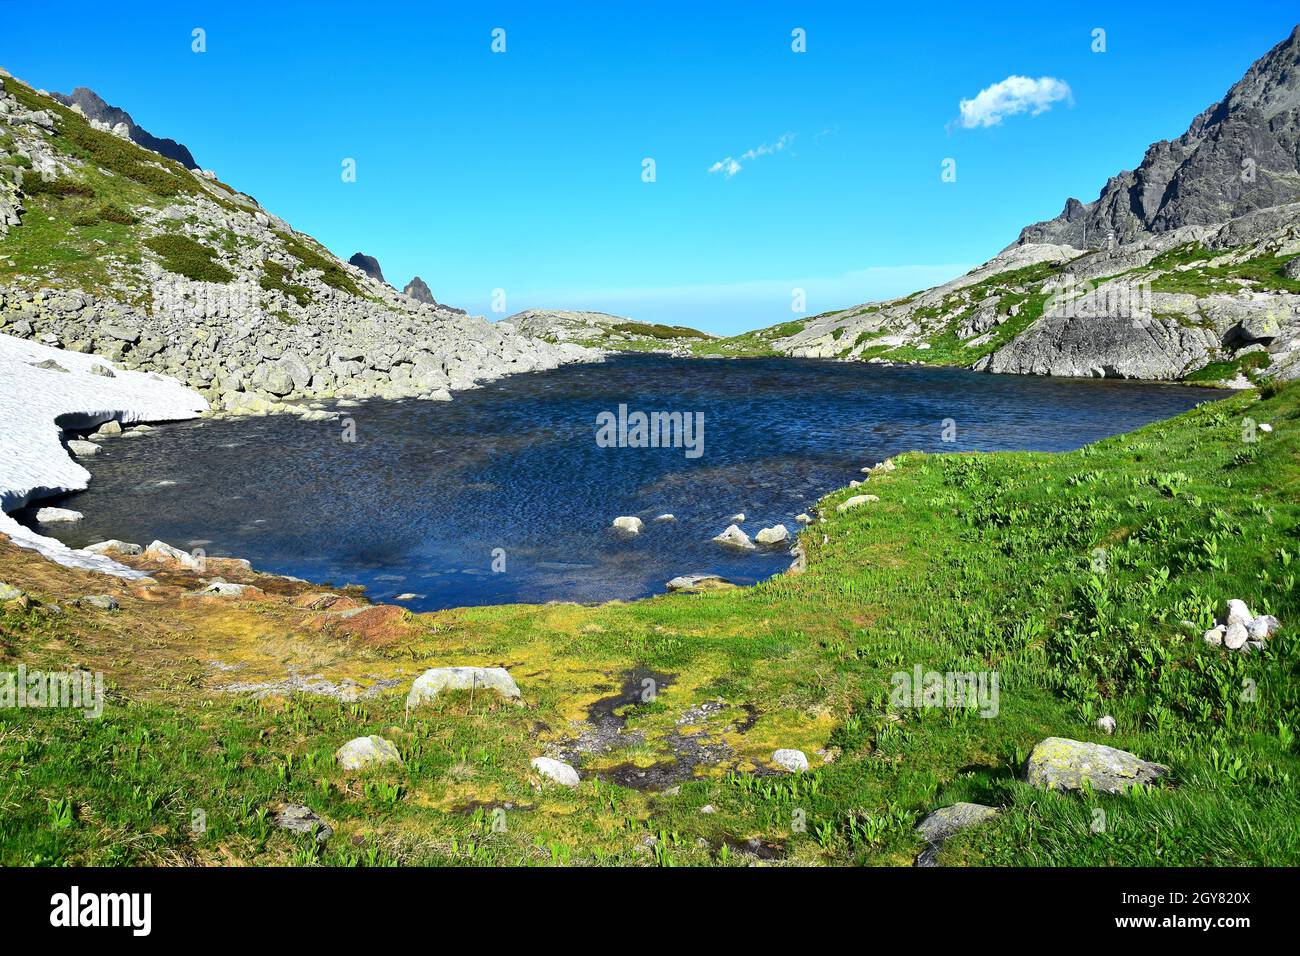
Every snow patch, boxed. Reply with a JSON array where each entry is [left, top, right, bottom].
[[0, 332, 208, 577]]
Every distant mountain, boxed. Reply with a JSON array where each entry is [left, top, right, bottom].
[[402, 276, 435, 304], [50, 87, 199, 170], [508, 310, 715, 352], [736, 24, 1300, 383], [1016, 25, 1300, 248], [347, 253, 386, 285]]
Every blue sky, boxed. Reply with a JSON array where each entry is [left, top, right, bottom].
[[3, 2, 1297, 333]]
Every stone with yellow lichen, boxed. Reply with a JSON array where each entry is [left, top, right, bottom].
[[1025, 737, 1168, 793]]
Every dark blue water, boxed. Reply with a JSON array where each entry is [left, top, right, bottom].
[[30, 355, 1212, 609]]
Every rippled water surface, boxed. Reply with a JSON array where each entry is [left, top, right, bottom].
[[31, 355, 1213, 609]]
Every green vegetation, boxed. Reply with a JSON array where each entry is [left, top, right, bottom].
[[259, 260, 313, 306], [609, 320, 710, 341], [689, 317, 810, 356], [276, 230, 364, 298], [1184, 351, 1272, 383], [144, 234, 234, 284], [2, 383, 1296, 866]]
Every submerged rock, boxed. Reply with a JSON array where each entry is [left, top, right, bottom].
[[1025, 737, 1168, 793], [406, 666, 522, 708], [335, 735, 402, 770]]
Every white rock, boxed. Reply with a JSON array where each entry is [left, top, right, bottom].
[[612, 515, 644, 534], [35, 507, 83, 523], [653, 513, 676, 522], [144, 540, 204, 569], [795, 513, 812, 524], [84, 539, 143, 556], [1247, 615, 1280, 640], [196, 580, 256, 597], [1096, 715, 1116, 735], [772, 749, 809, 773], [1224, 621, 1250, 650], [1225, 599, 1254, 628], [334, 735, 402, 770], [755, 524, 789, 546], [728, 512, 745, 523], [406, 666, 522, 708], [531, 756, 580, 787], [836, 494, 879, 513], [1203, 625, 1225, 646], [66, 440, 99, 458], [1258, 423, 1273, 433], [712, 524, 756, 551]]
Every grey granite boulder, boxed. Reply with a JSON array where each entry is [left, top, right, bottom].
[[531, 756, 580, 787], [272, 803, 332, 843], [665, 573, 736, 593], [915, 802, 999, 867], [1025, 737, 1168, 793], [712, 524, 756, 551], [405, 666, 522, 708], [772, 748, 809, 773], [334, 735, 402, 770]]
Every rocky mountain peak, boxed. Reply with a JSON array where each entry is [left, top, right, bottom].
[[50, 86, 199, 170], [347, 253, 386, 285], [402, 276, 435, 304], [1015, 24, 1300, 250]]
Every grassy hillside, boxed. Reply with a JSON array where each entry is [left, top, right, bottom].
[[2, 382, 1296, 866], [0, 73, 367, 308]]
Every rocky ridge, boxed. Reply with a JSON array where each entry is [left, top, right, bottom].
[[753, 27, 1300, 383], [50, 86, 199, 170], [509, 309, 716, 355]]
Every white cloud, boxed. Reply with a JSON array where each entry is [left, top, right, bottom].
[[708, 132, 795, 178], [958, 76, 1072, 129]]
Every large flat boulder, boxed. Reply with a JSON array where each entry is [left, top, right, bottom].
[[1025, 737, 1168, 793]]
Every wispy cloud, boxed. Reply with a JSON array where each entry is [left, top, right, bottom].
[[708, 132, 796, 178], [957, 76, 1072, 129]]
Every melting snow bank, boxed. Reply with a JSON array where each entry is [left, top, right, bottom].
[[0, 332, 209, 577]]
